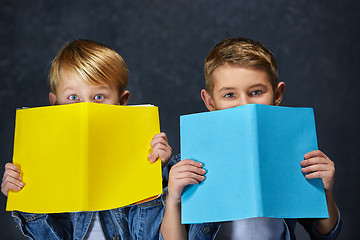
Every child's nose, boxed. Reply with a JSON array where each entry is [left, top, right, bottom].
[[81, 97, 93, 103], [237, 96, 251, 106]]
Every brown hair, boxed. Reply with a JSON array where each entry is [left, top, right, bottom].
[[49, 39, 128, 97], [204, 37, 278, 94]]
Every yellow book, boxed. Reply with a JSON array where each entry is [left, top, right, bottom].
[[6, 102, 162, 213]]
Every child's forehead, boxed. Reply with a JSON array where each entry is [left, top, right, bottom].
[[57, 71, 82, 86], [212, 65, 271, 90], [58, 69, 108, 89], [59, 69, 91, 84], [59, 68, 80, 81]]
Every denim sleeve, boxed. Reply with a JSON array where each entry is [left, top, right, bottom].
[[162, 154, 182, 183], [128, 196, 165, 240], [12, 211, 72, 240], [298, 210, 342, 240], [159, 219, 220, 240]]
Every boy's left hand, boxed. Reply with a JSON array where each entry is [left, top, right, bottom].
[[148, 132, 172, 168], [301, 150, 335, 191]]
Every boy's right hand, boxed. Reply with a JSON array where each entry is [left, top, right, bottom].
[[167, 159, 206, 203], [1, 163, 24, 196]]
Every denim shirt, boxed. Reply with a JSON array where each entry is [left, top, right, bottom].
[[161, 154, 342, 240], [12, 192, 165, 240]]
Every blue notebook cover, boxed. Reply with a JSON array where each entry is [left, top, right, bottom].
[[180, 104, 328, 224]]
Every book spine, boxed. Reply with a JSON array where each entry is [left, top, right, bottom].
[[250, 104, 262, 216], [80, 103, 89, 210]]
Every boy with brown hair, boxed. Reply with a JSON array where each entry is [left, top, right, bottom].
[[1, 39, 171, 240], [161, 37, 341, 240]]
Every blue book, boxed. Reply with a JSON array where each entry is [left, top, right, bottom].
[[180, 104, 328, 224]]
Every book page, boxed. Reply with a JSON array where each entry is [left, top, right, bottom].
[[180, 105, 260, 224], [7, 104, 86, 212], [86, 103, 162, 211], [256, 105, 328, 218]]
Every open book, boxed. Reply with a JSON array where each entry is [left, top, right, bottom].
[[180, 104, 328, 224], [7, 102, 162, 213]]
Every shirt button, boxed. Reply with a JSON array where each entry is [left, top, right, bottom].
[[113, 236, 120, 240], [203, 226, 211, 235]]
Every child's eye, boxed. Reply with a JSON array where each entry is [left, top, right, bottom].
[[94, 94, 104, 100], [251, 90, 262, 96], [68, 95, 79, 101], [224, 93, 235, 98]]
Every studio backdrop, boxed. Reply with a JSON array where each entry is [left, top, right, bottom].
[[0, 0, 358, 239]]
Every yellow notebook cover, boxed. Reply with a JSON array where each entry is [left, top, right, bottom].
[[6, 102, 162, 213]]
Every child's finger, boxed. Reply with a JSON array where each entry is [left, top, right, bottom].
[[151, 141, 170, 152], [148, 133, 172, 165], [1, 178, 24, 196], [172, 165, 206, 176], [4, 162, 20, 174], [150, 142, 171, 160], [148, 152, 160, 163], [2, 169, 22, 183], [304, 150, 327, 159], [168, 163, 206, 201], [147, 151, 155, 162], [150, 133, 169, 149], [173, 171, 206, 182], [301, 164, 333, 173], [173, 177, 204, 190], [304, 172, 320, 179], [303, 170, 331, 180], [147, 148, 167, 163], [150, 137, 169, 149], [301, 157, 333, 167], [149, 145, 171, 163], [170, 160, 205, 173], [2, 174, 24, 188], [303, 150, 335, 190], [175, 159, 203, 168], [150, 143, 169, 155], [301, 165, 334, 190], [153, 132, 168, 141]]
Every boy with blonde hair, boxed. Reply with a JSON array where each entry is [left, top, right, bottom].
[[1, 39, 171, 240], [161, 37, 341, 240]]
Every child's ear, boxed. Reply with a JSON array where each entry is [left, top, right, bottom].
[[119, 90, 130, 105], [49, 92, 57, 105], [201, 89, 216, 111], [274, 82, 285, 106]]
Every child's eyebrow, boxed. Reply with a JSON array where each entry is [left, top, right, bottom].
[[217, 84, 268, 93], [62, 85, 111, 93], [218, 87, 237, 92], [249, 83, 267, 88], [95, 85, 111, 91]]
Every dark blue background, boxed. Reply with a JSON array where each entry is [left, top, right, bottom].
[[0, 0, 358, 239]]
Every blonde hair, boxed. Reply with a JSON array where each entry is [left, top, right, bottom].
[[49, 39, 128, 97], [204, 37, 278, 94]]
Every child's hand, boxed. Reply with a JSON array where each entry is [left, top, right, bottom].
[[148, 132, 172, 168], [301, 150, 335, 191], [167, 159, 206, 203], [1, 163, 24, 196]]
